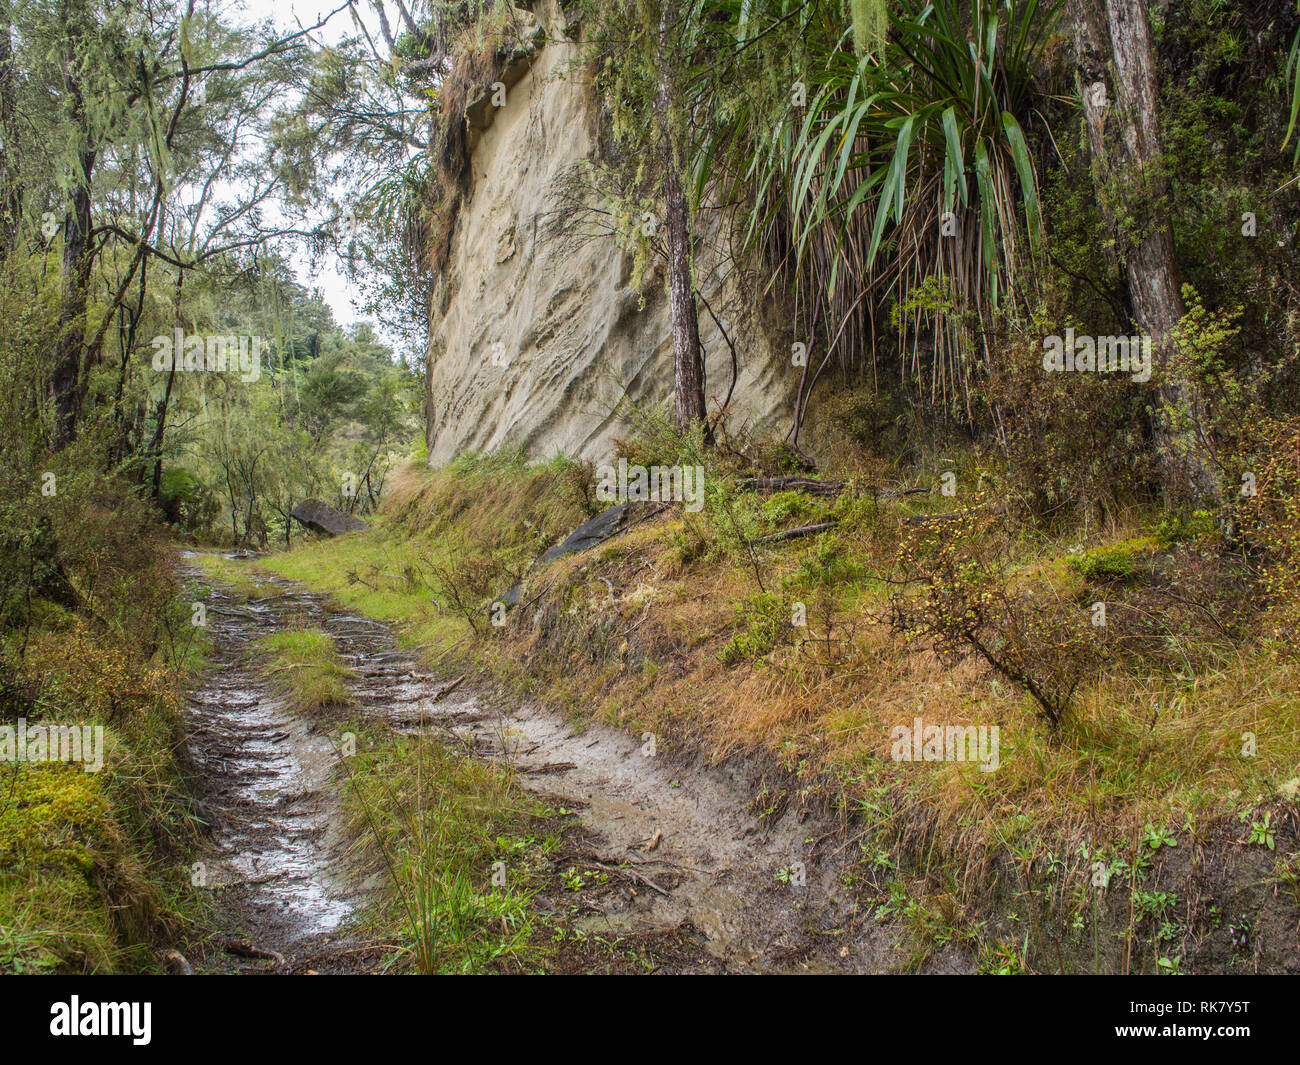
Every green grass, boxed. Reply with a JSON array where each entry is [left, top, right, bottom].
[[186, 552, 268, 599], [257, 628, 355, 713], [339, 728, 562, 974], [1065, 537, 1158, 583]]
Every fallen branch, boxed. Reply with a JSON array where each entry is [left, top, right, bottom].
[[738, 477, 935, 503], [523, 761, 577, 774], [589, 860, 673, 898], [431, 674, 465, 701], [738, 476, 844, 498], [223, 938, 284, 966], [747, 521, 839, 546]]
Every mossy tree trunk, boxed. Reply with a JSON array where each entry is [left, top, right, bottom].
[[1072, 0, 1215, 499], [51, 3, 95, 448], [0, 7, 21, 259]]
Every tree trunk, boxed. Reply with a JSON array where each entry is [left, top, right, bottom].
[[51, 4, 96, 448], [1072, 0, 1215, 499], [0, 8, 21, 259], [51, 165, 93, 447], [149, 271, 184, 499], [662, 161, 708, 435], [653, 4, 709, 440]]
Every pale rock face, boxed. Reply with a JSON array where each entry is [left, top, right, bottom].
[[426, 1, 793, 467]]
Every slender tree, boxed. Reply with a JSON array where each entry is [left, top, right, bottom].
[[651, 0, 708, 437]]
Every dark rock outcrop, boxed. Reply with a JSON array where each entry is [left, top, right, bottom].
[[538, 503, 637, 563], [290, 499, 369, 536], [503, 503, 643, 607]]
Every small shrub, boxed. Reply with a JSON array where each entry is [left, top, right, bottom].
[[720, 592, 792, 664], [1067, 539, 1156, 584], [760, 490, 811, 526], [888, 507, 1098, 724]]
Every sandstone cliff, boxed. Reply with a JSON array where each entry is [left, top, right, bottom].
[[425, 1, 793, 466]]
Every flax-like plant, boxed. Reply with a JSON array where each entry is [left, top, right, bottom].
[[1285, 21, 1300, 163], [693, 0, 1061, 427]]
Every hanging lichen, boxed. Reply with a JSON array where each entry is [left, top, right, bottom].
[[849, 0, 890, 57]]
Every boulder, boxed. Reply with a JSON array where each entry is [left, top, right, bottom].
[[503, 503, 640, 606], [290, 499, 369, 536], [538, 502, 636, 563]]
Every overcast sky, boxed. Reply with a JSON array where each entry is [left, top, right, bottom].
[[233, 0, 375, 332]]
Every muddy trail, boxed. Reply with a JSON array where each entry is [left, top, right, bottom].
[[181, 553, 965, 974]]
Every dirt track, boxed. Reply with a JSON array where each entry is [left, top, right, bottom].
[[180, 552, 969, 973]]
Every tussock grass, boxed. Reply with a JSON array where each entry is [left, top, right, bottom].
[[257, 628, 355, 714], [339, 729, 557, 974]]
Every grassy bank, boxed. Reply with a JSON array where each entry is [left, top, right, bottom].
[[0, 574, 209, 973]]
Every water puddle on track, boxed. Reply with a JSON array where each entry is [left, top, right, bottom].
[[181, 559, 357, 969]]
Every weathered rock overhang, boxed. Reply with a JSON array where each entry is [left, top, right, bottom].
[[425, 0, 792, 467]]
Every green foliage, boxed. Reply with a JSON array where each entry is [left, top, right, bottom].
[[1067, 541, 1156, 585], [612, 401, 710, 472], [0, 247, 206, 974], [1248, 813, 1275, 850], [159, 468, 218, 532], [341, 732, 548, 974], [1152, 510, 1217, 549], [888, 507, 1096, 724], [720, 591, 792, 663], [696, 0, 1061, 415], [1287, 25, 1300, 161], [0, 624, 196, 973], [982, 312, 1154, 519], [760, 490, 812, 526], [1152, 0, 1300, 405], [155, 278, 419, 547], [1159, 287, 1257, 493], [1237, 417, 1300, 644], [788, 532, 867, 590]]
